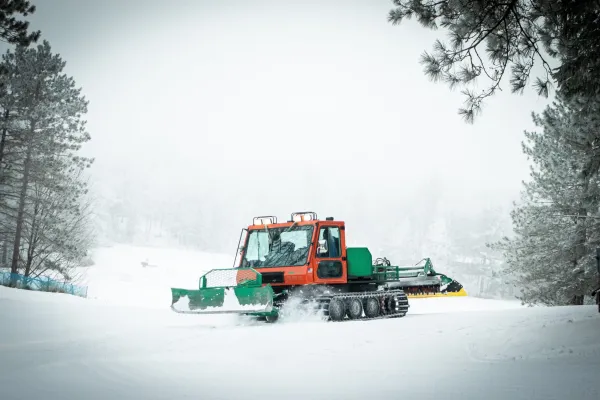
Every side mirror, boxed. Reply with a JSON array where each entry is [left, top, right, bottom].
[[317, 239, 328, 255]]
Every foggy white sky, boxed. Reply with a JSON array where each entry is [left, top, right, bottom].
[[17, 0, 553, 243]]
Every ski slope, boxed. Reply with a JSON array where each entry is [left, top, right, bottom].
[[78, 244, 233, 309], [1, 245, 600, 400]]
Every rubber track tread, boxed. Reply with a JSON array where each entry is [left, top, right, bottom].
[[315, 289, 409, 322]]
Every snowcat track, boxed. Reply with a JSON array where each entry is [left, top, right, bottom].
[[314, 289, 409, 322]]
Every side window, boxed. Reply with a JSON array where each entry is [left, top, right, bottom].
[[317, 227, 341, 258], [317, 261, 343, 279]]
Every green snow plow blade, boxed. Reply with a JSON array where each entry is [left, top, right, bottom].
[[170, 268, 276, 317]]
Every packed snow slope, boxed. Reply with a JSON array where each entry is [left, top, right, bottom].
[[78, 244, 233, 308], [1, 245, 599, 400]]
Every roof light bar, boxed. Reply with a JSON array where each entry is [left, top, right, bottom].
[[291, 211, 318, 222], [253, 216, 277, 226]]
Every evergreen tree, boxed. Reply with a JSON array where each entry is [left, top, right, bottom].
[[492, 91, 600, 305], [0, 1, 39, 46], [0, 0, 39, 177], [388, 0, 600, 122], [0, 40, 93, 281]]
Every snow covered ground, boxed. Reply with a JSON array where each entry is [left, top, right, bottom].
[[77, 244, 232, 309], [1, 245, 599, 400]]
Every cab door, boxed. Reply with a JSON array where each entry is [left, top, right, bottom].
[[312, 224, 347, 284]]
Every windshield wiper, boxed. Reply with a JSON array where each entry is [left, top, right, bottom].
[[284, 222, 297, 233], [263, 223, 271, 244]]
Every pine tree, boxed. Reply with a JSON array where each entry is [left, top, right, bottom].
[[492, 91, 600, 305], [0, 1, 39, 46], [388, 0, 600, 122], [0, 40, 93, 281]]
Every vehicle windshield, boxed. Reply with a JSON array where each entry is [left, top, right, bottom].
[[241, 225, 314, 268]]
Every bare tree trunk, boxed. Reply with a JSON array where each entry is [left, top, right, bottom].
[[571, 207, 588, 304], [597, 275, 600, 312], [24, 196, 39, 277], [1, 238, 7, 266], [10, 142, 32, 276], [0, 108, 9, 178], [569, 294, 584, 305], [24, 247, 33, 276], [569, 151, 597, 305]]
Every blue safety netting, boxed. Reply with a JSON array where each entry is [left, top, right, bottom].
[[0, 272, 88, 298]]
